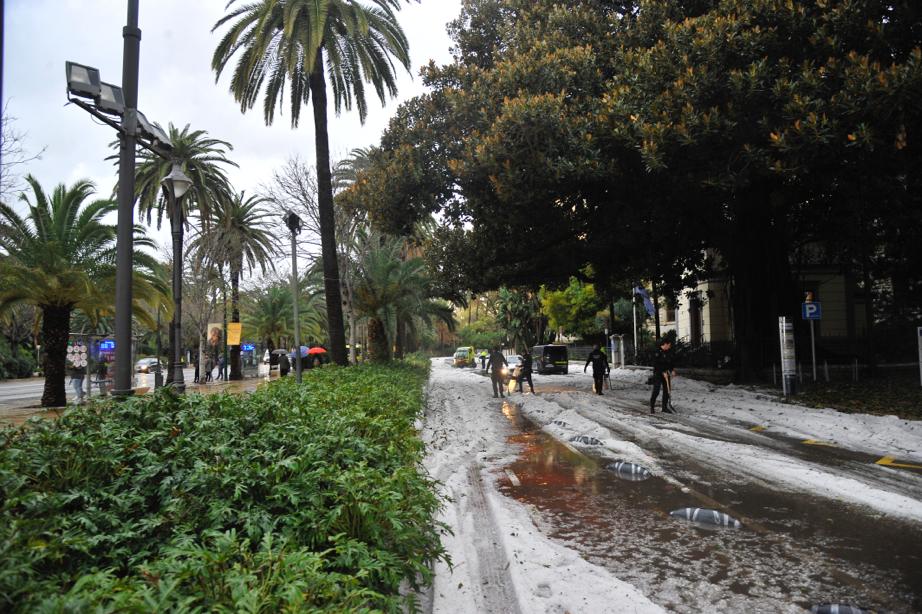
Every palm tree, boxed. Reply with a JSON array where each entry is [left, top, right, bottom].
[[0, 176, 167, 406], [129, 123, 237, 380], [212, 0, 414, 366], [189, 192, 278, 379], [351, 233, 454, 362], [242, 282, 325, 353]]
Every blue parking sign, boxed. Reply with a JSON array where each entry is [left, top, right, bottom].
[[801, 302, 822, 320]]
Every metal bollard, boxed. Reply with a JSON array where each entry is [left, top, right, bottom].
[[823, 360, 829, 383], [772, 364, 777, 387]]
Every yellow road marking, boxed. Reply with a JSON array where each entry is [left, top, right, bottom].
[[802, 439, 837, 447], [876, 456, 922, 470], [749, 425, 766, 432]]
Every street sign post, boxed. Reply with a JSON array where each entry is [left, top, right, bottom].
[[778, 317, 797, 397], [918, 326, 922, 387], [801, 301, 822, 383]]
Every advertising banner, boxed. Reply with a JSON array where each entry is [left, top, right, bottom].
[[226, 322, 242, 346], [207, 323, 223, 348]]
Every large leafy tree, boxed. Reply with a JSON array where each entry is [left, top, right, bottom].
[[0, 176, 166, 406], [189, 192, 278, 379], [212, 0, 416, 366], [354, 0, 922, 377]]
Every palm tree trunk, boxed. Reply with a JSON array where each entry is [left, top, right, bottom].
[[230, 266, 242, 380], [395, 318, 406, 360], [344, 273, 357, 364], [309, 49, 348, 366], [40, 304, 71, 407], [368, 317, 390, 363]]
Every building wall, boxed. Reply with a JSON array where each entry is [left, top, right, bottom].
[[655, 279, 733, 344], [649, 269, 865, 346]]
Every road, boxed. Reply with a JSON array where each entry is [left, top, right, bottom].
[[421, 359, 922, 613], [0, 368, 269, 426]]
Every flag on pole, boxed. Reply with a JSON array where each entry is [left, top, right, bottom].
[[634, 286, 656, 317]]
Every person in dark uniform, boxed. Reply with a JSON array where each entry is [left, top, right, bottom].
[[650, 338, 676, 414], [584, 343, 609, 395], [279, 352, 291, 377], [486, 347, 508, 398], [517, 349, 535, 394]]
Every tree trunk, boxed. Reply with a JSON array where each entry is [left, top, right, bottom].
[[368, 317, 390, 363], [727, 189, 796, 381], [344, 273, 357, 364], [309, 49, 348, 366], [230, 266, 242, 380], [861, 253, 876, 372], [395, 318, 406, 360], [40, 304, 71, 407]]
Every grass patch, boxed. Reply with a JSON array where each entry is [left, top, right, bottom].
[[794, 370, 922, 420], [0, 362, 447, 612]]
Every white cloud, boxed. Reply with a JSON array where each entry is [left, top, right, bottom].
[[4, 0, 461, 251]]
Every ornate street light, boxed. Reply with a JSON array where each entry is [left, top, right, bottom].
[[284, 210, 303, 383], [161, 163, 193, 393]]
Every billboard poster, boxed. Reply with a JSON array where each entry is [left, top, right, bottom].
[[207, 323, 224, 348], [227, 322, 242, 346]]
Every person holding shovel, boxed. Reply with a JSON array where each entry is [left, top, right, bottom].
[[650, 338, 676, 414]]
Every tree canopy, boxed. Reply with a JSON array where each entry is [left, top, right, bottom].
[[346, 0, 922, 374]]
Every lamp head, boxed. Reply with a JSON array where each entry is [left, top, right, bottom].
[[161, 163, 193, 200], [284, 210, 302, 234], [65, 61, 101, 98], [96, 82, 125, 116]]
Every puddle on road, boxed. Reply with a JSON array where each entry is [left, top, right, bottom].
[[496, 401, 922, 614]]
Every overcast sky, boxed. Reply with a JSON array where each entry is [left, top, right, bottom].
[[3, 0, 462, 251]]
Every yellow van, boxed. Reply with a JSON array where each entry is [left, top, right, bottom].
[[452, 346, 476, 367]]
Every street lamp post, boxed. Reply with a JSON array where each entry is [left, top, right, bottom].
[[284, 211, 303, 383], [112, 0, 142, 398], [65, 0, 175, 398], [161, 163, 193, 393]]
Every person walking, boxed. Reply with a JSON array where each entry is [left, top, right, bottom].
[[279, 352, 291, 378], [517, 348, 535, 394], [650, 338, 676, 414], [479, 349, 488, 370], [95, 360, 109, 397], [486, 347, 508, 398], [216, 354, 225, 381], [584, 343, 609, 395], [192, 355, 200, 384], [69, 363, 86, 405], [204, 357, 214, 383]]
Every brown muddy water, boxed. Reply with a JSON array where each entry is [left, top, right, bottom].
[[496, 401, 922, 614]]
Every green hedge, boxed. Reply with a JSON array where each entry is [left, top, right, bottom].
[[0, 363, 447, 612]]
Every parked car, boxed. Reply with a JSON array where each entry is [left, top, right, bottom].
[[134, 357, 162, 373], [532, 344, 568, 374], [501, 354, 522, 382], [453, 346, 477, 367]]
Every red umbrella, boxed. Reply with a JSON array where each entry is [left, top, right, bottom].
[[308, 347, 327, 355]]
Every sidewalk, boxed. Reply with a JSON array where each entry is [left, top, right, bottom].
[[0, 371, 267, 427]]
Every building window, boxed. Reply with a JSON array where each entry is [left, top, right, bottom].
[[665, 305, 676, 324]]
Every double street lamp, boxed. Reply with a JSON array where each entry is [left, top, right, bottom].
[[64, 2, 178, 397]]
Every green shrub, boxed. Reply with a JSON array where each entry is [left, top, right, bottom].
[[0, 363, 447, 612]]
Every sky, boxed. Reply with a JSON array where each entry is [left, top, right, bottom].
[[3, 0, 462, 251]]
